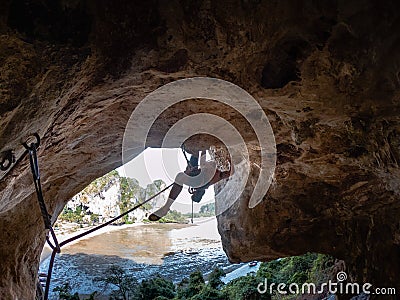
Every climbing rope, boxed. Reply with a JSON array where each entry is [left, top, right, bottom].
[[20, 133, 173, 300], [23, 137, 61, 253]]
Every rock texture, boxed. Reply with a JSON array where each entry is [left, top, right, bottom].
[[1, 0, 400, 298]]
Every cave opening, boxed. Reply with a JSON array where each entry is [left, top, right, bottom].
[[38, 147, 222, 296]]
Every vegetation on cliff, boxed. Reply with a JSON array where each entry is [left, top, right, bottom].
[[58, 169, 219, 227], [58, 170, 168, 225]]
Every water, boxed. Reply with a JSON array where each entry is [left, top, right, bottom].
[[40, 218, 237, 298], [222, 263, 261, 283]]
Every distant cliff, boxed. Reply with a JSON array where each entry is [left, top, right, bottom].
[[61, 170, 166, 224]]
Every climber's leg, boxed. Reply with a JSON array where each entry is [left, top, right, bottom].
[[148, 174, 184, 221]]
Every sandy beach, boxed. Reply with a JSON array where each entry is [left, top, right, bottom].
[[39, 217, 208, 264], [40, 222, 151, 263]]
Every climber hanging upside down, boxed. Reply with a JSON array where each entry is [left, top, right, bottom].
[[148, 147, 234, 221]]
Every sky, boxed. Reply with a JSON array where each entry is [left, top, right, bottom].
[[116, 148, 215, 213]]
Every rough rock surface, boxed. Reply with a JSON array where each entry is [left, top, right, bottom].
[[1, 0, 400, 298]]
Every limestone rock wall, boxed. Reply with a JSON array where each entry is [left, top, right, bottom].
[[0, 0, 400, 298]]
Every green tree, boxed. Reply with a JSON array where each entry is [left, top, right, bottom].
[[53, 282, 80, 300], [90, 213, 99, 224], [142, 180, 165, 210], [183, 202, 215, 219], [137, 276, 175, 300], [58, 206, 84, 223], [308, 253, 335, 284], [208, 268, 225, 290], [199, 202, 215, 216], [158, 210, 188, 224], [119, 177, 142, 223], [192, 286, 226, 300], [222, 275, 271, 300], [257, 258, 284, 283], [93, 265, 138, 300], [256, 253, 334, 296], [178, 270, 205, 299]]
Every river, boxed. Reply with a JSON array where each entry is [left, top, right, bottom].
[[40, 217, 254, 299]]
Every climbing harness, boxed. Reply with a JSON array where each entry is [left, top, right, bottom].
[[15, 133, 174, 300], [181, 144, 204, 223], [180, 144, 201, 177], [181, 145, 221, 223]]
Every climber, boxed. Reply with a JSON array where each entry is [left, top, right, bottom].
[[148, 149, 234, 221]]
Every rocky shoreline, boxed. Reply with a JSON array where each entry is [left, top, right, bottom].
[[40, 219, 230, 298]]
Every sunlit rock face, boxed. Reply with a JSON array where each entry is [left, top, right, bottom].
[[1, 0, 400, 298]]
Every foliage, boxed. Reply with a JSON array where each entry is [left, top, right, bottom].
[[187, 268, 226, 300], [141, 180, 165, 211], [119, 178, 165, 223], [308, 253, 335, 284], [93, 265, 138, 300], [199, 202, 215, 215], [119, 177, 142, 223], [177, 270, 205, 299], [59, 170, 167, 225], [208, 267, 225, 290], [82, 170, 120, 195], [184, 202, 215, 219], [90, 213, 100, 224], [158, 210, 188, 224], [53, 282, 80, 300], [56, 253, 334, 299], [176, 267, 268, 300], [191, 285, 226, 300], [58, 206, 85, 224], [222, 275, 271, 300], [137, 276, 176, 300], [257, 253, 334, 296]]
